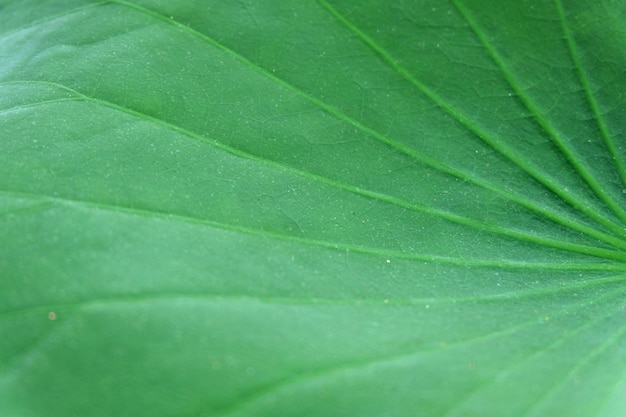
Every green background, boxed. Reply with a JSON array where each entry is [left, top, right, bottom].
[[1, 0, 625, 416]]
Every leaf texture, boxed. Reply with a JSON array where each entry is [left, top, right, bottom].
[[1, 1, 625, 416]]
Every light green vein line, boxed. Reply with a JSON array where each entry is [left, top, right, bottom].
[[211, 286, 626, 417], [0, 283, 621, 403], [521, 305, 626, 417], [0, 201, 53, 219], [93, 3, 626, 249], [0, 98, 84, 115], [2, 0, 623, 252], [0, 1, 107, 38], [0, 318, 70, 382], [4, 188, 624, 272], [555, 0, 626, 190], [452, 0, 626, 227], [599, 362, 626, 416], [443, 294, 626, 416], [6, 88, 626, 263], [2, 273, 625, 321], [317, 0, 626, 238]]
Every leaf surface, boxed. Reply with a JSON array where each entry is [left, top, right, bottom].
[[1, 1, 625, 416]]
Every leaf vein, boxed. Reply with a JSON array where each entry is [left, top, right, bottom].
[[80, 2, 626, 249], [7, 80, 625, 260], [318, 0, 626, 237], [452, 0, 626, 227], [4, 188, 622, 270]]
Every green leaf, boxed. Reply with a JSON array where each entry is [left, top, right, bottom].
[[1, 0, 625, 415]]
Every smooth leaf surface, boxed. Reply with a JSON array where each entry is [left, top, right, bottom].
[[1, 0, 625, 416]]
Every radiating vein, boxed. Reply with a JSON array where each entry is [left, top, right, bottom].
[[555, 0, 626, 190], [1, 284, 621, 414], [1, 2, 625, 416], [0, 317, 69, 384], [211, 286, 626, 416], [0, 201, 53, 219], [2, 273, 625, 321], [6, 87, 626, 261], [0, 1, 107, 38], [452, 0, 626, 226], [82, 2, 626, 249], [4, 6, 624, 254], [521, 303, 626, 417], [0, 97, 84, 115], [317, 0, 626, 238], [443, 293, 626, 416], [5, 187, 624, 270], [599, 363, 626, 416]]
